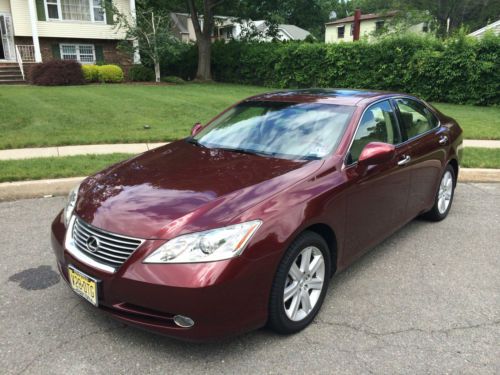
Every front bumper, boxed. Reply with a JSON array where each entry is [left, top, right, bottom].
[[51, 211, 275, 341]]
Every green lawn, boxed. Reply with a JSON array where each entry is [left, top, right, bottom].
[[0, 154, 132, 182], [0, 83, 264, 150], [0, 84, 498, 150], [462, 147, 500, 169], [433, 103, 500, 140]]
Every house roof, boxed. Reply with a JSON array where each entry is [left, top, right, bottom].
[[279, 24, 311, 40], [325, 10, 398, 26], [469, 19, 500, 37], [170, 13, 189, 34]]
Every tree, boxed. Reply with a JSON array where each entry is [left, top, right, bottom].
[[114, 6, 179, 82], [185, 0, 226, 81]]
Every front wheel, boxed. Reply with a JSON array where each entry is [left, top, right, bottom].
[[422, 164, 456, 221], [268, 231, 331, 334]]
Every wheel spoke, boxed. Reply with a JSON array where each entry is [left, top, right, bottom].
[[300, 290, 312, 313], [289, 293, 300, 319], [308, 278, 323, 290], [308, 256, 323, 276], [289, 263, 303, 281], [300, 247, 312, 272], [284, 282, 299, 302]]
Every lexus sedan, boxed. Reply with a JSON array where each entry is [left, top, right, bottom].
[[51, 89, 463, 341]]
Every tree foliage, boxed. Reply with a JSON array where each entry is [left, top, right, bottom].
[[114, 4, 181, 82], [165, 34, 500, 105]]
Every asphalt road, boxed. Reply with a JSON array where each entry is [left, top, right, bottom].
[[0, 183, 499, 374]]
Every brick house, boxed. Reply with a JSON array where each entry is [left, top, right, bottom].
[[0, 0, 138, 82]]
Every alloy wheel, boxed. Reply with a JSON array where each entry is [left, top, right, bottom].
[[438, 170, 453, 214], [283, 246, 325, 321]]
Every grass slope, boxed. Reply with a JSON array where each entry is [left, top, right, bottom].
[[0, 83, 264, 150], [0, 84, 498, 150]]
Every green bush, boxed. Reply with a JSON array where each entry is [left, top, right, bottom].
[[97, 64, 124, 83], [166, 34, 500, 105], [128, 65, 155, 82], [82, 65, 99, 82], [161, 76, 186, 84]]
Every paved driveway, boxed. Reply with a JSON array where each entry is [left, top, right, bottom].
[[0, 183, 498, 374]]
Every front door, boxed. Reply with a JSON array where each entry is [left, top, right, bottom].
[[0, 13, 15, 61], [343, 100, 410, 263]]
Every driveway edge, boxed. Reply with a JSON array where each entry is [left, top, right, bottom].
[[0, 169, 499, 202]]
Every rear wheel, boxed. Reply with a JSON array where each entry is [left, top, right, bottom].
[[422, 164, 456, 221], [268, 231, 331, 334]]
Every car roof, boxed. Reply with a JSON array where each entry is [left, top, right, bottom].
[[245, 88, 400, 106]]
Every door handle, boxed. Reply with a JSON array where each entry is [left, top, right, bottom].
[[439, 135, 448, 145], [397, 155, 411, 166]]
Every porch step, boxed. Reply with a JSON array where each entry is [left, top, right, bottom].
[[0, 65, 25, 83], [0, 79, 25, 84]]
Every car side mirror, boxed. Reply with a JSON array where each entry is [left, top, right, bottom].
[[357, 142, 396, 169], [190, 122, 204, 137]]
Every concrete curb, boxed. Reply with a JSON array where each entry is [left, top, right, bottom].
[[0, 169, 499, 202]]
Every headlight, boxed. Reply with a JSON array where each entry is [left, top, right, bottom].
[[63, 184, 80, 227], [144, 220, 262, 263]]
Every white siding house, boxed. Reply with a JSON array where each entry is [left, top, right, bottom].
[[0, 0, 137, 65]]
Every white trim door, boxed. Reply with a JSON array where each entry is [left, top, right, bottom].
[[0, 13, 15, 61]]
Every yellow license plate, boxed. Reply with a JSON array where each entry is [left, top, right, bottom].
[[68, 266, 98, 306]]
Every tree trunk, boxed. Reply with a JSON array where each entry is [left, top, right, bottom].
[[154, 61, 161, 83], [196, 37, 212, 81]]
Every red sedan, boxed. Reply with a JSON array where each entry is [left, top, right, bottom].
[[51, 89, 463, 340]]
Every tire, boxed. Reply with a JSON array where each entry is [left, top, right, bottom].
[[268, 231, 331, 334], [422, 164, 456, 222]]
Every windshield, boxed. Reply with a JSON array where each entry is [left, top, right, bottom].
[[192, 101, 354, 160]]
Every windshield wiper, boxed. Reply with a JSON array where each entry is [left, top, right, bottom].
[[218, 147, 270, 158], [186, 137, 208, 148]]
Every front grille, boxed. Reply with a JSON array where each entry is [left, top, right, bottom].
[[72, 217, 143, 269]]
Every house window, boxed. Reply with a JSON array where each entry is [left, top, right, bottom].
[[337, 26, 345, 38], [60, 44, 96, 63], [350, 23, 354, 36], [45, 0, 106, 22], [375, 20, 385, 31], [422, 22, 429, 33], [93, 0, 105, 22], [46, 0, 60, 19]]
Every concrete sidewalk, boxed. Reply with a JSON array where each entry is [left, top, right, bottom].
[[0, 142, 168, 161], [0, 139, 498, 161]]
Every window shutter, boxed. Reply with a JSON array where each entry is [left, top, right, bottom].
[[105, 0, 114, 25], [95, 45, 104, 63], [52, 44, 61, 59], [35, 0, 46, 21]]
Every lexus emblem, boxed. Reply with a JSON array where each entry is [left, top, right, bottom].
[[86, 236, 99, 253]]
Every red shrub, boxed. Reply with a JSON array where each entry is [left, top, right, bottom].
[[30, 60, 85, 86]]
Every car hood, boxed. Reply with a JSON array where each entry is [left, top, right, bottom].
[[75, 140, 321, 239]]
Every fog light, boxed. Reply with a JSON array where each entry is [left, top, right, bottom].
[[173, 315, 195, 328]]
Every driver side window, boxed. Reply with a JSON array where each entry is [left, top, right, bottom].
[[348, 100, 400, 164]]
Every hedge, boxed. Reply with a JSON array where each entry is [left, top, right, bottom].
[[165, 33, 499, 105], [31, 60, 85, 86]]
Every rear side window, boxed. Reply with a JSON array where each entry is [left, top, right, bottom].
[[348, 100, 400, 164], [395, 98, 439, 141]]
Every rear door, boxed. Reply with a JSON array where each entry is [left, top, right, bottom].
[[343, 100, 410, 262], [393, 98, 448, 217]]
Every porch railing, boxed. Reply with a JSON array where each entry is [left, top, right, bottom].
[[17, 45, 36, 63], [15, 46, 25, 81], [15, 45, 36, 81]]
